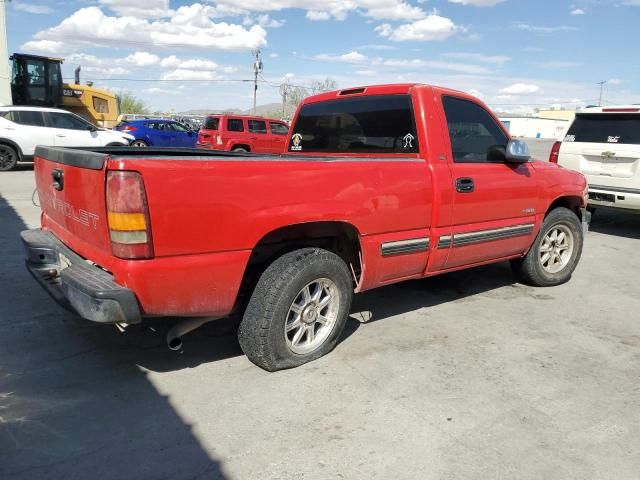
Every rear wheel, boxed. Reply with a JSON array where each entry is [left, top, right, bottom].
[[131, 140, 148, 147], [0, 144, 19, 171], [511, 207, 583, 286], [238, 248, 353, 371], [231, 147, 248, 153]]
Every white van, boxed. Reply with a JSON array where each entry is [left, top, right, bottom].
[[552, 106, 640, 212]]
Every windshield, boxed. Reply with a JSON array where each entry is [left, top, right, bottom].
[[289, 95, 419, 154], [565, 113, 640, 144]]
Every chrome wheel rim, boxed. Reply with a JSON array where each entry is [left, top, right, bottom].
[[131, 140, 147, 147], [285, 278, 340, 355], [539, 224, 574, 274]]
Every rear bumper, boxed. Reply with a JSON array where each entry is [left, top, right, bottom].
[[588, 185, 640, 211], [21, 229, 141, 324]]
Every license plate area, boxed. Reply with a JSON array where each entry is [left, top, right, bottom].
[[589, 191, 615, 203]]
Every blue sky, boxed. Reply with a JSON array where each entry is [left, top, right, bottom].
[[6, 0, 640, 113]]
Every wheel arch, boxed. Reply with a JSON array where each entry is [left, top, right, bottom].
[[231, 144, 250, 152], [234, 221, 362, 314], [0, 137, 24, 161], [546, 195, 584, 221]]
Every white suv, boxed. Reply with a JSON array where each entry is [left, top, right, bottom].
[[0, 106, 134, 171], [553, 106, 640, 212]]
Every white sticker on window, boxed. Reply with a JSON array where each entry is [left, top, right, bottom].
[[607, 136, 620, 143], [402, 133, 415, 149], [565, 135, 575, 142], [291, 133, 303, 151]]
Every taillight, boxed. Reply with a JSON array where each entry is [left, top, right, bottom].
[[549, 141, 561, 164], [121, 125, 137, 132], [106, 171, 154, 259]]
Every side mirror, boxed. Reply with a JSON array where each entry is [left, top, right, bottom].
[[505, 139, 530, 163]]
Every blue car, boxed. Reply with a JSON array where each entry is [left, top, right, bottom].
[[116, 119, 197, 148]]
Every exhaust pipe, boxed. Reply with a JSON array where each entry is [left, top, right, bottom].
[[166, 317, 214, 352]]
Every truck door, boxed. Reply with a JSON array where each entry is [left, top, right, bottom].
[[438, 95, 539, 269]]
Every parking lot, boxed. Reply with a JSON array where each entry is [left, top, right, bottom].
[[1, 161, 639, 479]]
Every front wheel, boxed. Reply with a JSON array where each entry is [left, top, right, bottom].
[[0, 144, 19, 171], [511, 207, 584, 286], [238, 248, 353, 371], [130, 140, 148, 147], [231, 147, 248, 153]]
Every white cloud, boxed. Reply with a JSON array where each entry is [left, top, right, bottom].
[[13, 3, 53, 14], [448, 0, 506, 6], [212, 0, 429, 21], [373, 58, 491, 74], [377, 13, 460, 41], [306, 11, 331, 21], [442, 52, 510, 65], [467, 88, 484, 99], [21, 40, 68, 55], [124, 51, 160, 67], [161, 69, 222, 81], [314, 51, 367, 63], [29, 6, 267, 51], [83, 66, 130, 76], [354, 70, 377, 76], [255, 14, 285, 28], [570, 8, 585, 15], [99, 0, 173, 18], [160, 56, 220, 71], [608, 78, 623, 85], [513, 22, 577, 33], [499, 83, 542, 95]]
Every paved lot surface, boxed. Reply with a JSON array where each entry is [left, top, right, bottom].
[[1, 166, 639, 480]]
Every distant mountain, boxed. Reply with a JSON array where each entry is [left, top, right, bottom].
[[179, 102, 283, 117]]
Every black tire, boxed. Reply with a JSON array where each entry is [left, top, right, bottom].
[[231, 147, 248, 153], [130, 140, 148, 147], [0, 144, 19, 171], [511, 207, 583, 287], [238, 248, 353, 371]]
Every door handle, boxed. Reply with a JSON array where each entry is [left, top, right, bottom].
[[456, 177, 474, 193], [56, 134, 66, 138]]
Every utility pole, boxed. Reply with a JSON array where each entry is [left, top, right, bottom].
[[252, 49, 262, 115], [0, 0, 12, 106], [280, 79, 290, 120], [597, 80, 607, 107]]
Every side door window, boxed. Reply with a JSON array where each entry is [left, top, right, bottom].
[[269, 122, 289, 135], [44, 112, 96, 147], [442, 96, 508, 163], [227, 118, 244, 132], [248, 120, 267, 134], [15, 110, 46, 127], [45, 112, 92, 130]]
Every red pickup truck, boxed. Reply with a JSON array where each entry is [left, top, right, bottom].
[[23, 84, 589, 371]]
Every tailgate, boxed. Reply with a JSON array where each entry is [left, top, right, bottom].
[[35, 146, 113, 256], [559, 141, 640, 186]]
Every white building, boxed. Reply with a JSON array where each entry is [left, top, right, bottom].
[[499, 116, 569, 140]]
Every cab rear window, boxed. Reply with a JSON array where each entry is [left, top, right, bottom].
[[565, 114, 640, 144], [289, 95, 419, 154]]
